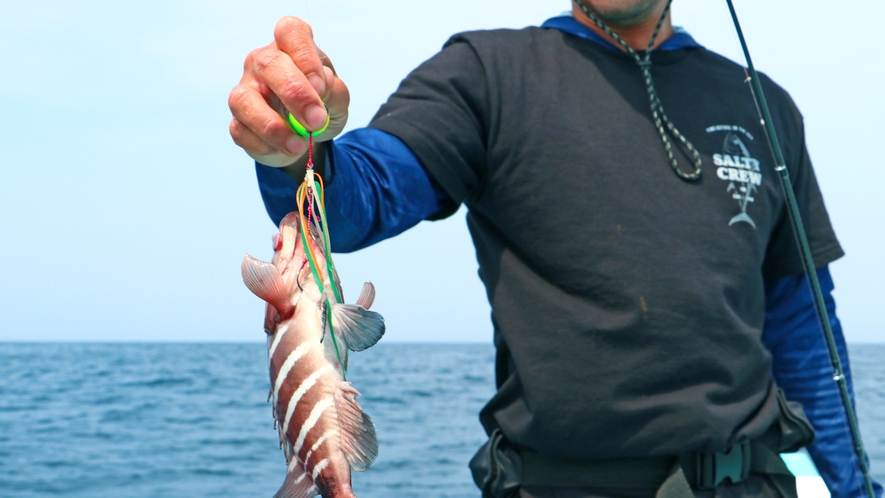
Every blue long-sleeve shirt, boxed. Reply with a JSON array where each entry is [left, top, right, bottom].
[[765, 268, 881, 498], [254, 16, 880, 498]]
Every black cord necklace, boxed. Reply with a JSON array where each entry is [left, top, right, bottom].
[[573, 0, 703, 181]]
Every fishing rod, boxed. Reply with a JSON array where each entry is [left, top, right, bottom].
[[722, 2, 876, 498]]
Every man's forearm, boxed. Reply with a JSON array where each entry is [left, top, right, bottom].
[[763, 267, 883, 498], [256, 128, 453, 252]]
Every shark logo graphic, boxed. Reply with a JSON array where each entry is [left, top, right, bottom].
[[706, 125, 763, 230], [721, 133, 757, 228]]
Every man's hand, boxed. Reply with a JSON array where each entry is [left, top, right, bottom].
[[229, 16, 350, 167]]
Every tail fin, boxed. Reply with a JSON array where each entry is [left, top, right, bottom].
[[728, 212, 757, 229]]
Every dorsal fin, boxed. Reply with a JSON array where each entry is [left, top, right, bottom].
[[242, 254, 294, 315], [334, 381, 378, 472], [331, 304, 384, 352], [356, 282, 376, 309]]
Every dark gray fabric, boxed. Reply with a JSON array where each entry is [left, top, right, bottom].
[[519, 473, 783, 498], [471, 428, 523, 498], [370, 27, 843, 460]]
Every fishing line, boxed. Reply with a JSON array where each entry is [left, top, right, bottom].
[[296, 132, 347, 381], [723, 2, 876, 497]]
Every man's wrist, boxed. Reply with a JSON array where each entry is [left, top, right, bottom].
[[279, 141, 329, 181]]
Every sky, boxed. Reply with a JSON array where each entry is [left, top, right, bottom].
[[0, 0, 882, 343]]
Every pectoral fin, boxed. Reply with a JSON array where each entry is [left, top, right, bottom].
[[241, 255, 294, 315], [331, 304, 385, 352]]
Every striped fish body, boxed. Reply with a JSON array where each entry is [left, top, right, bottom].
[[242, 213, 384, 498]]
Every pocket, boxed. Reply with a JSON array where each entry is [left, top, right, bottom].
[[469, 429, 523, 498], [775, 388, 815, 453]]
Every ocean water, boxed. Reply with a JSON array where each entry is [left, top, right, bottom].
[[0, 343, 493, 497], [1, 343, 883, 498]]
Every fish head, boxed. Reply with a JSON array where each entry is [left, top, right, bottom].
[[242, 211, 327, 335]]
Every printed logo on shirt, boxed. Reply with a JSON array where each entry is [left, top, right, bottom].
[[705, 125, 762, 229]]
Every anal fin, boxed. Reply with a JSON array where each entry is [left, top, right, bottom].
[[272, 459, 318, 498]]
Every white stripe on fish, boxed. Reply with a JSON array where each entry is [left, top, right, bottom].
[[311, 458, 330, 480], [294, 397, 335, 455], [268, 323, 290, 361], [274, 341, 311, 404], [283, 365, 330, 438], [304, 430, 339, 468]]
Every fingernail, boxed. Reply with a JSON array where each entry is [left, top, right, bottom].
[[305, 105, 327, 130], [307, 74, 325, 96], [286, 136, 305, 155], [322, 67, 334, 98]]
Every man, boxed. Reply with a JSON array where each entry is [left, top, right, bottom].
[[228, 1, 881, 497]]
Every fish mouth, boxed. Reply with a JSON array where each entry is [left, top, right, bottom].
[[277, 212, 325, 263], [272, 212, 328, 301], [276, 213, 303, 263]]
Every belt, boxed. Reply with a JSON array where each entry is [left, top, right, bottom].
[[521, 438, 793, 492], [474, 390, 812, 498], [682, 440, 752, 490]]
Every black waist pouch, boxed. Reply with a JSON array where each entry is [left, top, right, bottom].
[[468, 389, 814, 498], [469, 428, 522, 498], [773, 388, 815, 453]]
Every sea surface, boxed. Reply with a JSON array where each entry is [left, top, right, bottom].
[[1, 343, 883, 498]]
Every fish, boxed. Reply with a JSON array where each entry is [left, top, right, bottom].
[[241, 211, 385, 498]]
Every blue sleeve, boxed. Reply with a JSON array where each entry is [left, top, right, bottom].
[[255, 127, 454, 252], [763, 266, 882, 498]]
